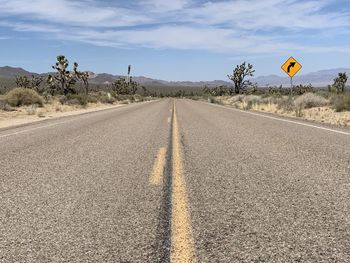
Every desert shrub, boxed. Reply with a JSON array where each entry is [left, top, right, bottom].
[[99, 94, 115, 104], [331, 93, 350, 112], [116, 94, 133, 101], [294, 93, 328, 109], [244, 100, 253, 110], [243, 95, 261, 104], [66, 98, 82, 105], [59, 94, 96, 106], [5, 88, 44, 107], [208, 97, 222, 104], [86, 95, 98, 104], [260, 97, 270, 104], [133, 94, 144, 102], [89, 91, 114, 104], [0, 98, 14, 111], [192, 96, 205, 101], [292, 84, 314, 95], [277, 96, 294, 112], [315, 90, 330, 99], [230, 95, 245, 103]]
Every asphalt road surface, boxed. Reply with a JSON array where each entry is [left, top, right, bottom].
[[1, 99, 350, 262]]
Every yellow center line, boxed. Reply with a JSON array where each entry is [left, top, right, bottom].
[[171, 102, 196, 263], [150, 147, 167, 186]]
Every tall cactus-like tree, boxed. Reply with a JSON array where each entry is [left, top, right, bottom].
[[330, 72, 348, 94], [128, 76, 138, 95], [74, 62, 90, 95], [111, 77, 138, 95], [47, 55, 77, 95], [228, 62, 255, 94], [30, 75, 43, 92], [15, 75, 43, 92], [15, 75, 30, 88]]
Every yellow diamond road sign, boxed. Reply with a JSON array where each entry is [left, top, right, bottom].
[[281, 57, 302, 78]]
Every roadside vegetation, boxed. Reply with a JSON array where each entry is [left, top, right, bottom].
[[1, 58, 350, 127], [0, 55, 156, 119], [199, 62, 350, 127]]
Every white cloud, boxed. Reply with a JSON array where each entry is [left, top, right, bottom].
[[0, 0, 349, 54], [0, 0, 152, 27], [183, 0, 350, 30], [140, 0, 191, 12]]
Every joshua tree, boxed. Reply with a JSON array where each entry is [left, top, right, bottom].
[[111, 78, 129, 95], [228, 62, 255, 94], [111, 77, 138, 95], [293, 84, 314, 95], [74, 62, 90, 95], [30, 75, 43, 91], [47, 55, 77, 95], [330, 72, 348, 94], [141, 86, 149, 96], [15, 75, 30, 88], [15, 75, 43, 92], [128, 77, 138, 95], [203, 85, 230, 96]]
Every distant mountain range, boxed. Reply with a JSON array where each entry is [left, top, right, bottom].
[[251, 68, 350, 87], [0, 66, 349, 88]]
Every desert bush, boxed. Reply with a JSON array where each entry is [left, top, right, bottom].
[[116, 94, 133, 101], [189, 96, 202, 101], [86, 95, 98, 104], [243, 95, 261, 104], [5, 88, 44, 107], [292, 84, 314, 95], [98, 94, 115, 104], [59, 94, 95, 106], [133, 94, 144, 102], [294, 93, 328, 109], [230, 95, 245, 103], [203, 85, 230, 96], [207, 97, 214, 103], [331, 93, 350, 112], [244, 100, 253, 110], [0, 98, 14, 111], [315, 90, 330, 99], [277, 96, 294, 112], [260, 97, 270, 104], [208, 97, 222, 104]]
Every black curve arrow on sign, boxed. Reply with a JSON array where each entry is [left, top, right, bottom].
[[287, 62, 296, 73]]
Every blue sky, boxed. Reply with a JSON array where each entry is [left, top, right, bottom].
[[0, 0, 349, 81]]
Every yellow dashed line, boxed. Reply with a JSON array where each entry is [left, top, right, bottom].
[[171, 102, 196, 263], [150, 147, 167, 186]]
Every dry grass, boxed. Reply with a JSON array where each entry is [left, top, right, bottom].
[[6, 88, 44, 107], [0, 99, 124, 129], [220, 94, 350, 127], [294, 93, 328, 109]]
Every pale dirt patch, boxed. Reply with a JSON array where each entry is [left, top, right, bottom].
[[220, 96, 350, 128], [0, 100, 125, 129]]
